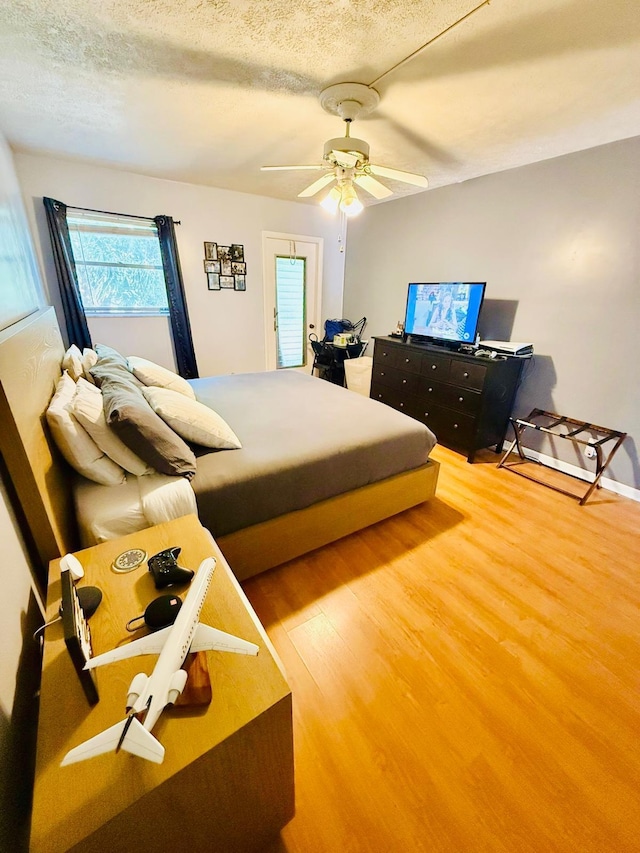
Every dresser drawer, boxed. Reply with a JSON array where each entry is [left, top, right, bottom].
[[374, 342, 403, 367], [414, 403, 476, 447], [370, 381, 413, 414], [394, 349, 422, 374], [449, 359, 487, 391], [419, 379, 481, 415], [438, 383, 482, 415], [372, 364, 420, 394], [420, 352, 451, 379]]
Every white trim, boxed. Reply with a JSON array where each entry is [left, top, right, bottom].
[[262, 232, 323, 371], [502, 446, 640, 503]]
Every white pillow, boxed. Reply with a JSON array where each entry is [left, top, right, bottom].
[[127, 356, 196, 399], [61, 344, 83, 382], [72, 378, 150, 476], [46, 372, 126, 486], [141, 385, 242, 449], [81, 348, 98, 384]]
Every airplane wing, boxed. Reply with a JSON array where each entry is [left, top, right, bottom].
[[85, 625, 173, 670], [61, 717, 165, 766], [190, 623, 259, 656]]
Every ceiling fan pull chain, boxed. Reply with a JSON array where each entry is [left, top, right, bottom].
[[289, 240, 298, 264], [338, 211, 346, 253]]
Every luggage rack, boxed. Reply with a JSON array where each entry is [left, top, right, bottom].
[[497, 409, 627, 505]]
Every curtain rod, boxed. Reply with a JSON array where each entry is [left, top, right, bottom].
[[68, 203, 181, 225]]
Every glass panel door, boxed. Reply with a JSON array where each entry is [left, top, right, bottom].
[[275, 256, 306, 368]]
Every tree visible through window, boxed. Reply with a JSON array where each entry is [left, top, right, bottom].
[[67, 210, 169, 316]]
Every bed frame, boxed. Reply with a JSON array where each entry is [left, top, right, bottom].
[[0, 308, 440, 582]]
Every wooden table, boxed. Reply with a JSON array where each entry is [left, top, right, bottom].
[[30, 515, 294, 853]]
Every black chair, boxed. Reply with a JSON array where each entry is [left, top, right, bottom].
[[310, 317, 367, 384]]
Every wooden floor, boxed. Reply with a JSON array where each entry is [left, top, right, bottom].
[[243, 445, 640, 853]]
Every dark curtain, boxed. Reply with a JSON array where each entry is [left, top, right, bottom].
[[43, 197, 92, 350], [154, 216, 199, 379]]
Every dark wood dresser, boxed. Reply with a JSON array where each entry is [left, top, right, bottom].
[[370, 336, 523, 462]]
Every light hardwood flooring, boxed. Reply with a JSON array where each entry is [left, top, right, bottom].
[[243, 445, 640, 853]]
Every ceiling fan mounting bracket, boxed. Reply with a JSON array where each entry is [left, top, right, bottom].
[[323, 136, 370, 163], [319, 83, 380, 123]]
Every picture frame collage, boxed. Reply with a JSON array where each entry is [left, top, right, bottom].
[[204, 242, 246, 291]]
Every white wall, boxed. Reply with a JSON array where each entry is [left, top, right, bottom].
[[15, 154, 345, 376], [0, 133, 45, 853], [344, 136, 640, 491]]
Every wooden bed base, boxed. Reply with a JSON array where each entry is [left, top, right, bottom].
[[0, 307, 439, 582], [219, 460, 439, 581]]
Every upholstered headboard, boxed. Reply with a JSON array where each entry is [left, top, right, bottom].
[[0, 307, 77, 576]]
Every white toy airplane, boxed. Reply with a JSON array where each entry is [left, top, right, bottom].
[[61, 556, 258, 766]]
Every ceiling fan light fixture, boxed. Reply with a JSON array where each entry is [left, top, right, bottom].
[[320, 186, 341, 214], [338, 182, 363, 217]]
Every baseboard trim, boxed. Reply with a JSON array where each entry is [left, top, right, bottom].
[[504, 447, 640, 503]]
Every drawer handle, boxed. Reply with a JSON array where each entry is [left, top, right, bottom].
[[459, 396, 464, 402], [378, 393, 382, 399], [381, 371, 385, 376], [405, 358, 410, 363], [431, 364, 437, 370], [400, 402, 404, 408], [453, 423, 459, 429], [463, 372, 469, 378], [383, 352, 388, 357], [424, 412, 429, 417], [428, 387, 433, 392], [402, 379, 407, 384]]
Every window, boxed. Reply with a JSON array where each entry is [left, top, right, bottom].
[[275, 256, 306, 369], [67, 209, 169, 316]]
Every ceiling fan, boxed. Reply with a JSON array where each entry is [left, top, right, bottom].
[[261, 82, 428, 217]]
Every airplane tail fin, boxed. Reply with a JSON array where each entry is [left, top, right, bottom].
[[61, 717, 165, 766]]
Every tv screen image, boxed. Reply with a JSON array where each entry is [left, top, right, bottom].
[[404, 282, 486, 345]]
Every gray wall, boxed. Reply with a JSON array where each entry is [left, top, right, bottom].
[[344, 136, 640, 491]]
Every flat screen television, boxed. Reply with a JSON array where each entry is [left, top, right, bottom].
[[404, 282, 486, 347]]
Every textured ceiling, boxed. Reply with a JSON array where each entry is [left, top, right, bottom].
[[1, 0, 640, 206]]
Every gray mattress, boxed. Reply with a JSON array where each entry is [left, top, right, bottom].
[[189, 370, 436, 538]]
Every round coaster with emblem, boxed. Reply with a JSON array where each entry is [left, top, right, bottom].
[[112, 548, 147, 574]]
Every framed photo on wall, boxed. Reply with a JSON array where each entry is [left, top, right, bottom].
[[204, 241, 247, 292]]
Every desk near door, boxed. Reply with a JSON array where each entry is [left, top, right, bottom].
[[30, 515, 294, 853]]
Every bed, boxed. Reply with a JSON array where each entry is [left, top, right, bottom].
[[0, 307, 439, 582]]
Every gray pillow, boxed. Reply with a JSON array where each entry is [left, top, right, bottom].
[[94, 343, 130, 369], [100, 374, 197, 479], [90, 358, 141, 390]]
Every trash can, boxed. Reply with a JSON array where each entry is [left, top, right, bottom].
[[344, 356, 373, 397]]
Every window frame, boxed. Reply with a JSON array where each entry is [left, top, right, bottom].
[[67, 209, 170, 318]]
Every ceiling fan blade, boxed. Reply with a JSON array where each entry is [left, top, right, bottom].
[[298, 172, 336, 198], [331, 149, 360, 168], [369, 163, 429, 188], [261, 164, 323, 171], [354, 174, 393, 199]]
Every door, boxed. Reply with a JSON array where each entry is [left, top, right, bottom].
[[263, 233, 323, 371]]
